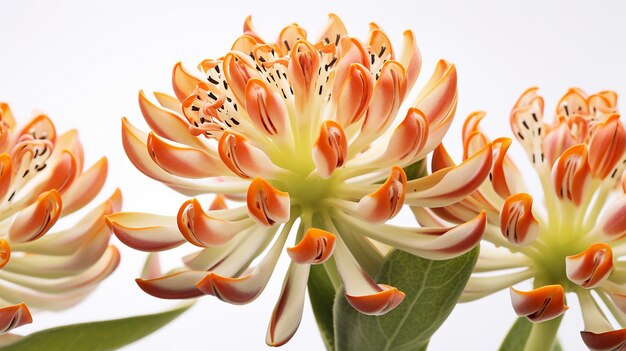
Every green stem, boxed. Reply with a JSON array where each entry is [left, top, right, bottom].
[[523, 315, 563, 351]]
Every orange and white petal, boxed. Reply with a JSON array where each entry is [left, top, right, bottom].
[[312, 121, 348, 178], [398, 30, 422, 92], [178, 199, 253, 247], [359, 61, 407, 142], [288, 40, 320, 111], [510, 92, 545, 166], [9, 190, 62, 243], [246, 178, 290, 226], [598, 196, 626, 240], [138, 90, 206, 149], [245, 79, 290, 138], [333, 63, 374, 127], [0, 304, 31, 333], [552, 144, 591, 206], [333, 237, 404, 315], [277, 23, 308, 56], [405, 144, 492, 207], [107, 212, 185, 252], [578, 289, 626, 351], [172, 62, 203, 102], [60, 157, 108, 216], [18, 114, 56, 143], [153, 92, 183, 114], [0, 241, 9, 270], [500, 193, 539, 246], [222, 52, 258, 106], [510, 285, 568, 322], [566, 243, 613, 288], [379, 108, 429, 164], [355, 166, 406, 223], [316, 13, 347, 45], [218, 131, 281, 179], [543, 119, 577, 166], [287, 228, 336, 264], [556, 87, 589, 116], [266, 262, 310, 346], [413, 60, 457, 128], [339, 210, 486, 260], [196, 220, 291, 304], [147, 132, 227, 178], [136, 270, 206, 299], [588, 115, 626, 179]]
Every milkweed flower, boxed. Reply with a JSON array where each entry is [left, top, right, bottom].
[[418, 88, 626, 350], [0, 103, 120, 334], [107, 14, 489, 346]]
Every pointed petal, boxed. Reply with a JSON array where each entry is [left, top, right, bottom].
[[245, 78, 290, 137], [0, 304, 31, 333], [543, 119, 577, 166], [138, 90, 205, 149], [312, 120, 348, 178], [553, 144, 591, 206], [588, 115, 626, 179], [218, 131, 279, 179], [557, 87, 588, 116], [178, 199, 253, 247], [381, 107, 429, 163], [287, 228, 336, 264], [136, 270, 206, 299], [317, 13, 347, 45], [598, 196, 626, 240], [288, 40, 320, 111], [500, 193, 539, 246], [172, 62, 203, 102], [196, 221, 291, 304], [413, 60, 457, 127], [266, 262, 310, 346], [19, 114, 56, 143], [566, 243, 613, 288], [242, 15, 264, 42], [398, 30, 421, 92], [510, 285, 569, 322], [107, 212, 185, 252], [222, 52, 258, 106], [333, 63, 374, 127], [147, 132, 227, 178], [333, 237, 404, 315], [9, 190, 62, 243], [356, 166, 406, 223], [61, 157, 108, 215], [277, 23, 307, 56], [246, 178, 290, 226], [406, 144, 492, 207], [461, 269, 534, 302]]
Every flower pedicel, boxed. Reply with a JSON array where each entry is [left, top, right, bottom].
[[0, 103, 120, 334], [107, 14, 491, 346]]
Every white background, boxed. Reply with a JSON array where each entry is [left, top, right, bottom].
[[1, 0, 625, 349]]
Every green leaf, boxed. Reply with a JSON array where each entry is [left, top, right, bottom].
[[1, 302, 193, 351], [308, 262, 339, 351], [334, 247, 478, 351], [499, 318, 562, 351]]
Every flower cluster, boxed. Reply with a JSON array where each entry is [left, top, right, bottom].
[[419, 88, 626, 350], [0, 103, 119, 334], [107, 14, 490, 345]]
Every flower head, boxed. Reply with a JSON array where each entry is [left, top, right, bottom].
[[0, 103, 120, 333], [108, 14, 489, 346], [422, 88, 626, 350]]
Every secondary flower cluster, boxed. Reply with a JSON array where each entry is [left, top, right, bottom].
[[107, 14, 490, 345], [418, 88, 626, 350], [0, 103, 119, 334]]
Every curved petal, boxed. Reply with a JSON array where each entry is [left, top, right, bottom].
[[0, 304, 32, 333], [246, 178, 290, 226], [60, 157, 108, 216], [312, 121, 348, 178], [588, 115, 626, 179], [107, 212, 185, 252], [598, 196, 626, 240], [316, 13, 347, 45], [136, 270, 206, 299], [355, 166, 406, 223], [406, 144, 492, 207], [245, 78, 290, 137], [333, 63, 374, 127], [581, 329, 626, 351], [9, 190, 62, 243], [172, 62, 203, 102], [398, 30, 421, 91], [500, 193, 539, 246], [380, 108, 429, 164], [413, 60, 457, 127], [510, 285, 568, 322], [553, 144, 591, 206], [178, 199, 254, 247], [218, 132, 280, 179], [566, 243, 613, 288], [287, 228, 336, 264]]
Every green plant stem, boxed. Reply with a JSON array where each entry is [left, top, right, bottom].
[[523, 315, 563, 351]]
